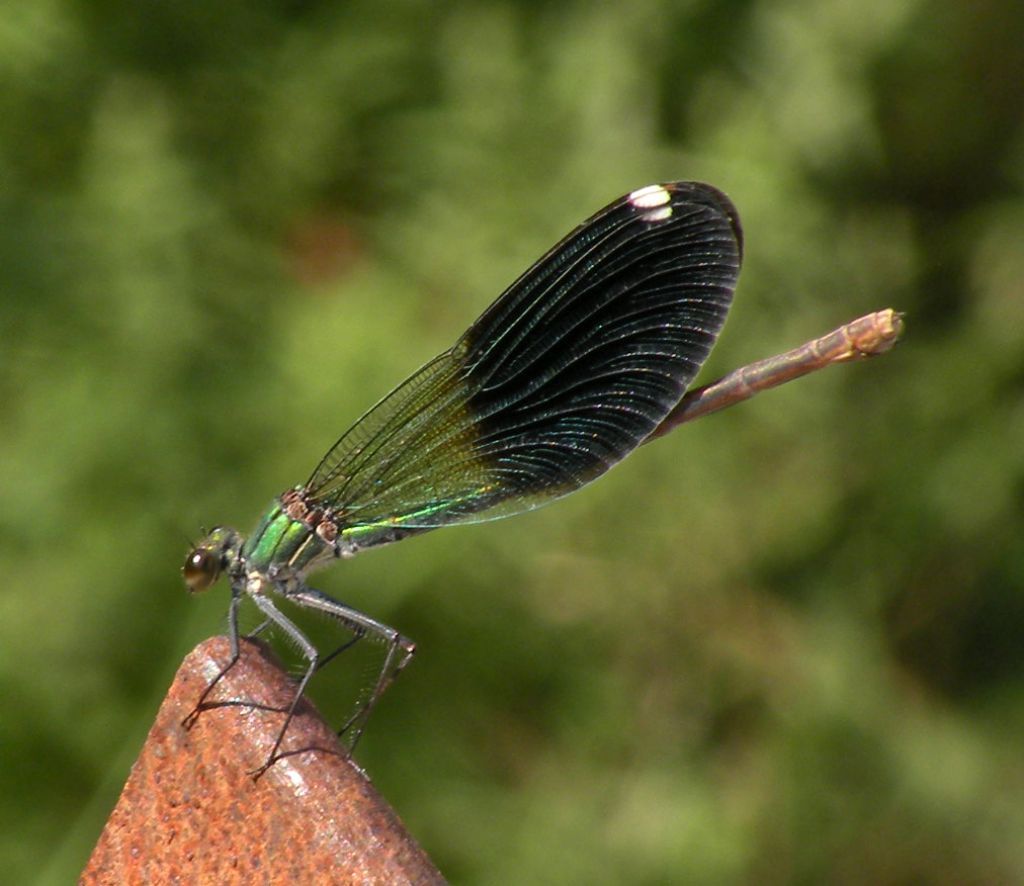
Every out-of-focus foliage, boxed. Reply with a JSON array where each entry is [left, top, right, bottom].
[[2, 1, 1022, 883]]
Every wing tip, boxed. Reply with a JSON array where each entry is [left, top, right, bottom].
[[659, 181, 744, 262]]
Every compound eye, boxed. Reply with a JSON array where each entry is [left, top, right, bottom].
[[182, 548, 220, 593]]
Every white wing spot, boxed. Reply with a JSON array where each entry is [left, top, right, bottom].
[[628, 184, 671, 209], [628, 184, 673, 221], [643, 205, 672, 222]]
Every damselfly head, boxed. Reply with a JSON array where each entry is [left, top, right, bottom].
[[182, 526, 240, 593]]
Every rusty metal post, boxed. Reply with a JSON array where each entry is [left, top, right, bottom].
[[81, 637, 445, 885]]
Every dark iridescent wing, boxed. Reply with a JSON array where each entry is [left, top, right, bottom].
[[305, 182, 742, 544]]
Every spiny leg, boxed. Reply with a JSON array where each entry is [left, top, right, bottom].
[[183, 588, 243, 730], [247, 593, 321, 778], [336, 628, 416, 750], [315, 628, 366, 673], [246, 617, 273, 640], [286, 586, 416, 751]]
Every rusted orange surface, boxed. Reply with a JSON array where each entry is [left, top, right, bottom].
[[80, 637, 444, 885]]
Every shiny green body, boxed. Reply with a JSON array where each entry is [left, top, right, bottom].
[[241, 499, 334, 576]]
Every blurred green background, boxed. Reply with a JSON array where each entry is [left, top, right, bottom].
[[2, 1, 1022, 883]]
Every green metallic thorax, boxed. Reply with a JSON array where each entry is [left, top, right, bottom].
[[238, 486, 486, 584], [242, 500, 334, 576]]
